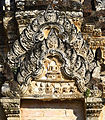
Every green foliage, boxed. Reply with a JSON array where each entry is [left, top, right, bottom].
[[84, 88, 91, 98]]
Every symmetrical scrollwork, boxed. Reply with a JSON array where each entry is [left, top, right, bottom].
[[2, 4, 102, 98]]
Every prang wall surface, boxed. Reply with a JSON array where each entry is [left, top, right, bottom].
[[0, 0, 105, 120]]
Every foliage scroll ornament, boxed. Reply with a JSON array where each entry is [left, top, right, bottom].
[[0, 5, 102, 98]]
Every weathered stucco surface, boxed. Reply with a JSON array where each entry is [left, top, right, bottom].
[[0, 0, 105, 120]]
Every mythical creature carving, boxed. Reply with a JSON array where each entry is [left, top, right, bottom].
[[1, 5, 102, 98]]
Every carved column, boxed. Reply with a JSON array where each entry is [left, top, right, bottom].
[[86, 97, 103, 120], [0, 98, 20, 120]]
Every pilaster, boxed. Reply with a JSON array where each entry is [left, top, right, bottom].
[[0, 98, 20, 120], [86, 97, 104, 120]]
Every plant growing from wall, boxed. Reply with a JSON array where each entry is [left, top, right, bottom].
[[84, 88, 91, 98]]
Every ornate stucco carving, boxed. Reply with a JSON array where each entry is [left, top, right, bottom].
[[0, 98, 20, 119], [1, 4, 102, 98], [86, 97, 104, 118], [95, 0, 105, 11]]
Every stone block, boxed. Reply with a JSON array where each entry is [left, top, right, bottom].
[[44, 109, 66, 117], [66, 109, 75, 117], [21, 109, 44, 117]]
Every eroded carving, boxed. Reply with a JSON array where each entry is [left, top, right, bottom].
[[1, 4, 102, 99]]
